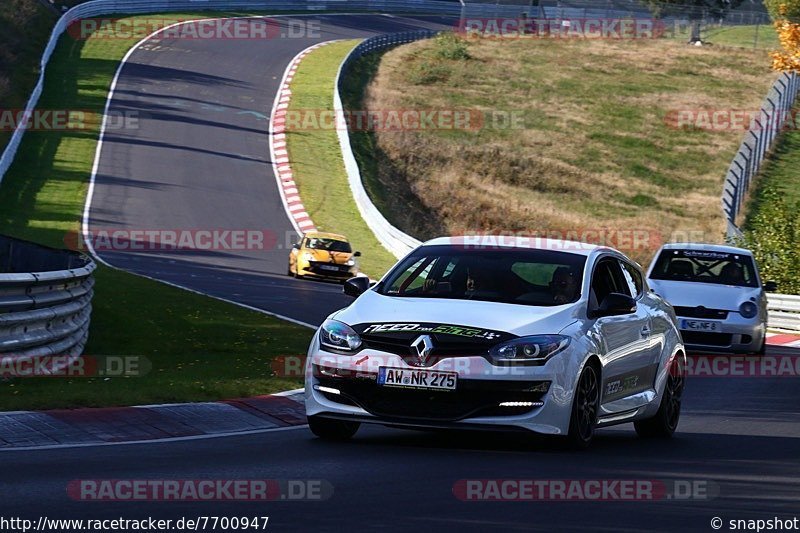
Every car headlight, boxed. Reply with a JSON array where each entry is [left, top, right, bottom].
[[489, 335, 570, 365], [345, 258, 355, 266], [319, 319, 362, 352], [302, 252, 314, 262], [739, 301, 758, 319]]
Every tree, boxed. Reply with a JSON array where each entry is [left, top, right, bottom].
[[766, 2, 800, 72]]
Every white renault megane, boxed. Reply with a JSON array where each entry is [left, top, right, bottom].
[[304, 237, 686, 448]]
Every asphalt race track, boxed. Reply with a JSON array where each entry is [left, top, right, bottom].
[[3, 346, 800, 531], [9, 12, 800, 533], [86, 14, 454, 326]]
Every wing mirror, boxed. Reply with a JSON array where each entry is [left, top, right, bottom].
[[343, 276, 370, 298], [353, 251, 362, 257], [291, 243, 300, 250], [764, 280, 778, 292], [592, 293, 637, 318]]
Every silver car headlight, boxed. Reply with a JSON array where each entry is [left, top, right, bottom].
[[345, 258, 355, 266], [739, 301, 758, 319], [320, 319, 362, 352], [489, 335, 570, 365]]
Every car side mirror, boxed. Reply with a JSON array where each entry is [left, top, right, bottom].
[[592, 293, 637, 318], [764, 280, 778, 292], [343, 276, 370, 298], [353, 251, 361, 257], [292, 243, 300, 250]]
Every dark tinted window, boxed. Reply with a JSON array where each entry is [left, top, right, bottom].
[[650, 249, 758, 288], [305, 238, 352, 253], [379, 246, 587, 307]]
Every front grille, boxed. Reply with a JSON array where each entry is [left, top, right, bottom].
[[307, 261, 352, 277], [674, 306, 729, 320], [316, 369, 549, 421], [681, 331, 733, 347], [360, 334, 492, 360]]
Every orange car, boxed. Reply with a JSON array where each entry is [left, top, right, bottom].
[[288, 232, 361, 281]]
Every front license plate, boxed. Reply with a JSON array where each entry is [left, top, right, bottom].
[[680, 319, 721, 332], [319, 265, 339, 271], [377, 367, 457, 391]]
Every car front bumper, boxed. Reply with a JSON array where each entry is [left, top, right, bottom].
[[303, 335, 578, 436], [677, 314, 766, 353]]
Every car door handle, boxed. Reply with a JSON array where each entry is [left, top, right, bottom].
[[640, 326, 651, 337]]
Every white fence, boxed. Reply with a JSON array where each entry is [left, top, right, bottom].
[[767, 294, 800, 333], [333, 31, 431, 260]]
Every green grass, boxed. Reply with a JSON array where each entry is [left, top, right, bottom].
[[740, 116, 800, 296], [285, 40, 400, 277], [0, 14, 313, 411], [670, 23, 780, 49], [747, 124, 800, 209], [703, 24, 780, 49]]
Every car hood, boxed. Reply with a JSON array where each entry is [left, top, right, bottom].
[[332, 289, 580, 336], [648, 279, 761, 310], [307, 250, 352, 264]]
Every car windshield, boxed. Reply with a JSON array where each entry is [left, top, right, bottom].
[[306, 238, 352, 253], [650, 249, 758, 288], [378, 245, 586, 306]]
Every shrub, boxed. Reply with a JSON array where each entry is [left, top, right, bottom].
[[433, 32, 471, 61], [738, 187, 800, 294]]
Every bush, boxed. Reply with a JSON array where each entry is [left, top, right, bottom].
[[434, 32, 471, 61], [738, 187, 800, 295]]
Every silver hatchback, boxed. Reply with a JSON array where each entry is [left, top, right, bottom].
[[647, 243, 776, 355]]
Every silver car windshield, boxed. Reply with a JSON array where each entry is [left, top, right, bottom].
[[378, 246, 586, 306], [650, 249, 758, 288]]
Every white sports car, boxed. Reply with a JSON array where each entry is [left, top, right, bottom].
[[304, 237, 686, 448]]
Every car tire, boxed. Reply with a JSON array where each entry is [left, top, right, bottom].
[[308, 415, 360, 441], [634, 355, 685, 439], [751, 334, 767, 356], [565, 363, 600, 450]]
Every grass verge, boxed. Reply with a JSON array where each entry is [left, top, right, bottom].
[[285, 40, 400, 277], [352, 34, 778, 265], [740, 117, 800, 295], [0, 13, 312, 411]]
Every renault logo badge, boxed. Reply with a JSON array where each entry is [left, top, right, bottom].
[[411, 335, 434, 365]]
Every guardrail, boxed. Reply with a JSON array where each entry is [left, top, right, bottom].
[[334, 31, 431, 260], [767, 293, 800, 334], [722, 71, 800, 238], [1, 235, 96, 360]]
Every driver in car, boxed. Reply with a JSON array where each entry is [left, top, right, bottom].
[[550, 267, 579, 304]]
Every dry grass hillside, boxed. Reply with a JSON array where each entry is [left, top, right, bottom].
[[354, 35, 778, 263]]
